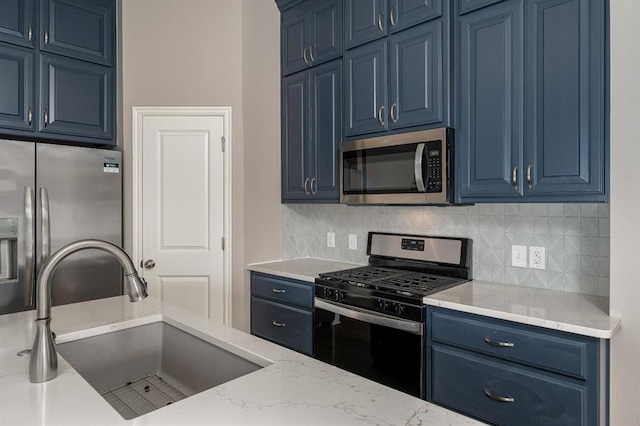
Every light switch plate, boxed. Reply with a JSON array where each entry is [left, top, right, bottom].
[[530, 246, 546, 270], [348, 234, 357, 250], [327, 232, 335, 248], [512, 245, 527, 268]]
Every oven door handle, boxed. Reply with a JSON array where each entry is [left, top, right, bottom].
[[414, 143, 426, 192], [314, 298, 423, 336]]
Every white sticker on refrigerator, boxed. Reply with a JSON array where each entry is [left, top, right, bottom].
[[103, 162, 120, 173]]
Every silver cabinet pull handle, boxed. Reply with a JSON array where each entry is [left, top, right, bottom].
[[43, 109, 49, 127], [310, 177, 317, 195], [304, 178, 310, 195], [39, 188, 51, 266], [511, 165, 518, 191], [28, 107, 32, 126], [484, 389, 515, 403], [272, 321, 286, 327], [377, 10, 384, 32], [378, 105, 385, 126], [390, 5, 397, 26], [272, 289, 286, 294], [28, 25, 33, 42], [24, 187, 35, 307], [484, 336, 515, 347], [44, 28, 49, 45], [526, 163, 533, 189], [390, 103, 398, 123], [303, 47, 309, 64], [309, 45, 316, 62]]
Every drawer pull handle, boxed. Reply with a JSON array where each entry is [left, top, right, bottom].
[[484, 389, 515, 403], [272, 321, 286, 327], [272, 289, 286, 294], [484, 337, 514, 347]]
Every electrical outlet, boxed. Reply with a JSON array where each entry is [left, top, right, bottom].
[[530, 246, 546, 270], [512, 245, 527, 268], [348, 234, 358, 250], [327, 232, 335, 248]]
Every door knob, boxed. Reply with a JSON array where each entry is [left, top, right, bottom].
[[143, 259, 156, 269]]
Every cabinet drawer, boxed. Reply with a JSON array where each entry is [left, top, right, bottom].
[[431, 345, 589, 426], [251, 273, 313, 308], [430, 309, 592, 379], [251, 297, 313, 356]]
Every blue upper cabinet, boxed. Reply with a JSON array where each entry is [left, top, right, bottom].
[[281, 0, 342, 76], [344, 39, 388, 136], [282, 60, 342, 203], [39, 0, 115, 66], [456, 0, 607, 203], [389, 0, 442, 33], [457, 0, 523, 200], [523, 0, 606, 200], [0, 0, 35, 48], [458, 0, 505, 15], [345, 0, 387, 49], [0, 0, 116, 146], [39, 53, 113, 141], [389, 19, 446, 130], [0, 44, 35, 132]]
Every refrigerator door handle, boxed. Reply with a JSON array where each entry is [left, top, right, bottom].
[[40, 188, 51, 266], [24, 187, 35, 306]]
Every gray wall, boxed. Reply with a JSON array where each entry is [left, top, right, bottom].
[[283, 203, 610, 296]]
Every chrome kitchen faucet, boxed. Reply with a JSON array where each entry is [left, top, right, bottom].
[[29, 239, 148, 383]]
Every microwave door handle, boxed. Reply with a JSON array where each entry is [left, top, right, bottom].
[[414, 143, 426, 192]]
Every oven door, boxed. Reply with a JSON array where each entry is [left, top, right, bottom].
[[314, 298, 425, 399]]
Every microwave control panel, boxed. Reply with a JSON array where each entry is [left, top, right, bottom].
[[425, 140, 443, 193]]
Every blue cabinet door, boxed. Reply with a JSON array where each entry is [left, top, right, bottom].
[[389, 19, 445, 130], [0, 44, 35, 132], [40, 0, 115, 66], [310, 60, 342, 201], [281, 5, 308, 76], [309, 0, 343, 67], [0, 0, 35, 48], [389, 0, 442, 33], [457, 0, 524, 201], [344, 39, 388, 136], [524, 0, 606, 200], [39, 53, 113, 142], [345, 0, 387, 49], [282, 71, 310, 202]]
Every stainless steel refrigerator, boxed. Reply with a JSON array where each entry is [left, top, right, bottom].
[[0, 139, 123, 315]]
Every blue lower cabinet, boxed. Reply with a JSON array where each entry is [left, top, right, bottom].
[[426, 307, 607, 426], [39, 53, 114, 143], [250, 272, 314, 356]]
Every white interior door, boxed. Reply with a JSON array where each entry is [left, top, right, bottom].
[[135, 110, 228, 323]]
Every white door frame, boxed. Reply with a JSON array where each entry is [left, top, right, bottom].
[[131, 106, 232, 325]]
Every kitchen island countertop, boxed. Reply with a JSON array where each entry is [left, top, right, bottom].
[[0, 295, 480, 425]]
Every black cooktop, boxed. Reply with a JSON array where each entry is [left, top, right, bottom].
[[317, 266, 467, 300]]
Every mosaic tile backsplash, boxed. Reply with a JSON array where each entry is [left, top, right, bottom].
[[282, 203, 610, 297]]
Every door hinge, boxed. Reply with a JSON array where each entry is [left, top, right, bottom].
[[221, 136, 225, 152], [221, 237, 225, 250]]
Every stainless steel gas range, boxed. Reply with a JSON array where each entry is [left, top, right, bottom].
[[314, 232, 472, 399]]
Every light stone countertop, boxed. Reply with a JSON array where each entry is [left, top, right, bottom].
[[247, 257, 362, 282], [0, 295, 481, 426], [247, 258, 620, 339], [424, 280, 621, 339]]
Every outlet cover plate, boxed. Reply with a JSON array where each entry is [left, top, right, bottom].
[[530, 246, 546, 270], [327, 232, 335, 248], [348, 234, 357, 250], [512, 245, 527, 268]]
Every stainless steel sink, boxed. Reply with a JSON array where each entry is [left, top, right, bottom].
[[57, 321, 266, 419]]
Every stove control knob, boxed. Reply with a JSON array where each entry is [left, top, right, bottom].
[[394, 303, 405, 315], [335, 290, 346, 301], [377, 299, 390, 310], [323, 288, 334, 299]]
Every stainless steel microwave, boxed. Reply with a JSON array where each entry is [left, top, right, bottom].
[[340, 128, 454, 205]]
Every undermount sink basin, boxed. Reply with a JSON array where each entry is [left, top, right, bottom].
[[57, 321, 266, 420]]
